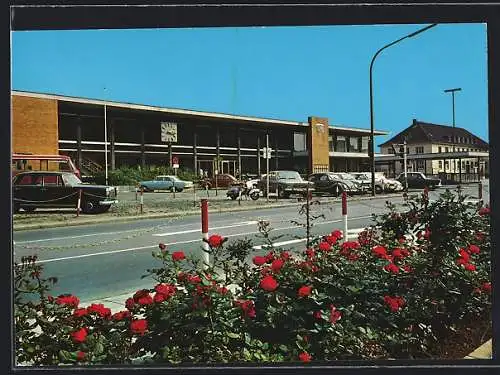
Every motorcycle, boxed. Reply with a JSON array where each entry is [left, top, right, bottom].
[[227, 181, 261, 201]]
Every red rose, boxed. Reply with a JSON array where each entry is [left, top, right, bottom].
[[305, 248, 315, 259], [325, 235, 338, 245], [208, 234, 225, 248], [125, 298, 135, 310], [424, 228, 431, 240], [56, 295, 80, 308], [264, 251, 275, 263], [87, 303, 112, 318], [271, 258, 285, 273], [313, 311, 323, 320], [458, 249, 470, 262], [133, 289, 150, 300], [71, 327, 88, 343], [372, 245, 388, 259], [482, 282, 492, 292], [130, 319, 148, 335], [252, 256, 267, 266], [73, 308, 88, 318], [172, 251, 186, 261], [235, 299, 256, 319], [153, 293, 166, 303], [384, 296, 405, 312], [260, 266, 272, 276], [76, 351, 85, 361], [111, 310, 131, 321], [464, 263, 476, 271], [402, 265, 413, 273], [298, 285, 313, 298], [187, 275, 202, 284], [401, 249, 410, 257], [280, 251, 291, 260], [299, 352, 312, 362], [318, 241, 331, 252], [217, 286, 229, 295], [329, 304, 342, 324], [137, 295, 154, 305], [468, 244, 480, 255], [456, 258, 468, 266], [159, 243, 166, 251], [384, 263, 400, 274], [342, 241, 360, 251], [479, 206, 490, 216], [398, 237, 406, 244], [392, 248, 403, 258], [155, 283, 176, 297], [331, 229, 343, 239], [259, 275, 278, 292]]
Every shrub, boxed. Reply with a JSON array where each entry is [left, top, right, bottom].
[[15, 188, 491, 364]]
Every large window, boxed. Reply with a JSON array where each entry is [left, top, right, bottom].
[[361, 137, 369, 153], [415, 146, 424, 154], [335, 135, 347, 152], [349, 136, 359, 152], [294, 132, 307, 152]]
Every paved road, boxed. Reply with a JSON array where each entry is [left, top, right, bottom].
[[13, 183, 487, 303]]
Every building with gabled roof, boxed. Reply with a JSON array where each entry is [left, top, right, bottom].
[[377, 119, 489, 181]]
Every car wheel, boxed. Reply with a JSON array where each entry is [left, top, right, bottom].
[[277, 188, 286, 199], [140, 185, 150, 193], [375, 185, 383, 194], [230, 195, 237, 200], [175, 187, 183, 193], [82, 200, 99, 214], [23, 207, 36, 213]]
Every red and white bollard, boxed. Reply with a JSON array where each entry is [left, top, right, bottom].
[[478, 180, 483, 200], [342, 191, 348, 243], [201, 199, 210, 269], [76, 189, 82, 217], [140, 187, 144, 214]]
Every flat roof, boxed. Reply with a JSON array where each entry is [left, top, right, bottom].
[[12, 90, 389, 135]]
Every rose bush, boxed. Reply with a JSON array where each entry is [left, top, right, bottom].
[[15, 188, 491, 364]]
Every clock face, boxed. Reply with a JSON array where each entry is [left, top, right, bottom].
[[315, 122, 326, 134], [161, 122, 178, 142]]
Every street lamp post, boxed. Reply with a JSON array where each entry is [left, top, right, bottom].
[[369, 24, 438, 196], [444, 87, 462, 176]]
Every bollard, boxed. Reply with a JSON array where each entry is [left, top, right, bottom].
[[193, 183, 197, 207], [201, 199, 210, 269], [135, 184, 138, 201], [140, 187, 144, 214], [342, 191, 348, 243], [479, 180, 483, 200], [76, 189, 82, 217]]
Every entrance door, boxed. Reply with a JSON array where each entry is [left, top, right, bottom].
[[221, 160, 237, 176]]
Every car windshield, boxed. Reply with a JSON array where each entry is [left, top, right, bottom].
[[62, 173, 82, 186], [277, 171, 302, 181]]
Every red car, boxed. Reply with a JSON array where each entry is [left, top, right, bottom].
[[199, 173, 239, 189]]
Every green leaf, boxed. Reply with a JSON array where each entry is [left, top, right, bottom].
[[226, 332, 239, 339], [279, 344, 288, 352]]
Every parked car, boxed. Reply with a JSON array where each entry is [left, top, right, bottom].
[[396, 172, 442, 189], [330, 173, 367, 194], [198, 173, 239, 189], [350, 172, 403, 194], [12, 171, 118, 214], [308, 172, 359, 197], [138, 175, 193, 192], [257, 170, 314, 198]]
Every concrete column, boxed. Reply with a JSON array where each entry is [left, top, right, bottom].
[[257, 135, 261, 177], [140, 125, 146, 168], [237, 128, 241, 177], [216, 126, 220, 175], [76, 118, 82, 171], [274, 136, 279, 170], [193, 130, 198, 176], [110, 120, 115, 170]]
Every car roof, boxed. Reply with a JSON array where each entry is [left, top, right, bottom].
[[14, 171, 72, 175]]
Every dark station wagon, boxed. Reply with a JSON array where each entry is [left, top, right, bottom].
[[12, 171, 118, 214]]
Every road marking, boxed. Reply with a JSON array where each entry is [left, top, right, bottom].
[[34, 224, 371, 265], [251, 228, 368, 250], [152, 221, 259, 237]]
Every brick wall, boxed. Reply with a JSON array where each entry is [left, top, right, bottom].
[[12, 95, 59, 155]]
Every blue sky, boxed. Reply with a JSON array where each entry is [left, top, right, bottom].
[[11, 23, 488, 149]]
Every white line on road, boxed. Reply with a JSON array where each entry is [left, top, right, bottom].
[[152, 221, 259, 237]]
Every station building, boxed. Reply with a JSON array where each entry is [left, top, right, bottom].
[[11, 90, 388, 178]]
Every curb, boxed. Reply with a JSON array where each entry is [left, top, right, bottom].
[[13, 194, 399, 231], [464, 339, 492, 359]]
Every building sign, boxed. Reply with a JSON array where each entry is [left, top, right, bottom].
[[161, 122, 178, 143]]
